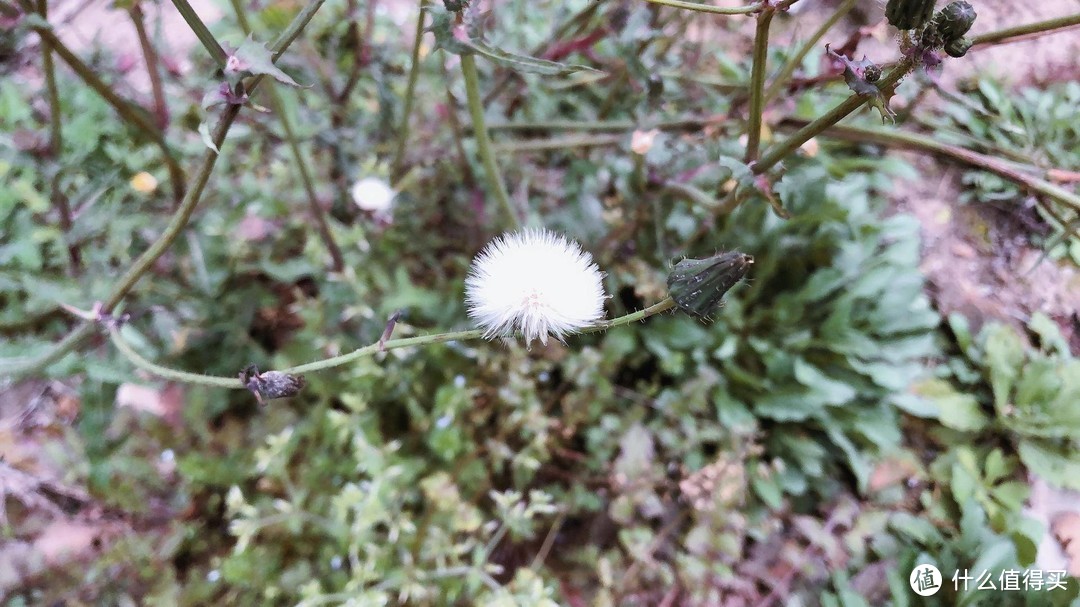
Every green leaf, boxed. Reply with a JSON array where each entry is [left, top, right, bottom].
[[1028, 312, 1069, 357], [427, 7, 599, 76], [937, 393, 988, 432], [228, 35, 301, 87], [981, 323, 1025, 409], [1018, 440, 1080, 491], [793, 358, 857, 405]]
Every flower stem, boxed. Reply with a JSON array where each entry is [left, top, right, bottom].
[[762, 0, 857, 104], [1, 0, 326, 380], [971, 12, 1080, 46], [230, 0, 345, 272], [130, 2, 170, 130], [644, 0, 763, 15], [460, 53, 521, 230], [105, 298, 678, 389], [36, 0, 80, 273], [109, 326, 243, 388], [793, 121, 1080, 214], [744, 6, 774, 163], [169, 0, 228, 66], [391, 0, 426, 179]]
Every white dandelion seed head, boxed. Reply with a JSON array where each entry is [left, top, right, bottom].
[[465, 229, 607, 346], [350, 177, 397, 213]]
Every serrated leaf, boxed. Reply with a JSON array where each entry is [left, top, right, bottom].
[[427, 7, 599, 76], [229, 35, 301, 87], [469, 38, 599, 76]]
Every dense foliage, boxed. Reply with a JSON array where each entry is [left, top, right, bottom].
[[1, 0, 1078, 605]]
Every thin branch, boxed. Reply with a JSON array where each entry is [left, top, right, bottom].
[[971, 12, 1080, 47], [743, 6, 774, 162], [229, 0, 345, 271], [1, 0, 327, 381], [130, 2, 170, 130], [762, 0, 857, 104], [391, 0, 426, 179], [791, 121, 1080, 214], [36, 0, 80, 273], [169, 0, 228, 66], [643, 0, 763, 15], [106, 298, 677, 388], [460, 53, 521, 230], [337, 0, 374, 102]]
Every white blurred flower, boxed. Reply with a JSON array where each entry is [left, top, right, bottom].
[[630, 129, 660, 155], [350, 177, 396, 213], [465, 229, 606, 346]]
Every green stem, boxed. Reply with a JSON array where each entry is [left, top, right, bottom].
[[169, 0, 228, 66], [106, 298, 677, 388], [644, 0, 763, 15], [762, 0, 857, 104], [793, 121, 1080, 214], [1, 0, 327, 380], [230, 0, 345, 271], [109, 326, 242, 388], [270, 87, 346, 271], [663, 182, 739, 214], [131, 3, 170, 130], [744, 7, 774, 162], [460, 53, 520, 230], [754, 57, 916, 175], [391, 0, 426, 179], [37, 0, 79, 273], [971, 12, 1080, 46]]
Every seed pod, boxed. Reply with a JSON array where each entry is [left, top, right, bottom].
[[240, 365, 306, 404], [935, 1, 977, 41], [944, 36, 974, 57], [667, 251, 754, 320], [885, 0, 936, 31]]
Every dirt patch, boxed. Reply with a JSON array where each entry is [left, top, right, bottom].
[[892, 155, 1080, 352]]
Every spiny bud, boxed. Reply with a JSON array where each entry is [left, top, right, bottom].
[[885, 0, 936, 31], [666, 251, 753, 320], [935, 1, 976, 41], [944, 36, 973, 57]]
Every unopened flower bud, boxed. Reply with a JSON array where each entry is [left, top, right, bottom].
[[935, 1, 976, 41], [864, 65, 882, 83], [885, 0, 936, 31], [944, 36, 973, 57], [666, 251, 753, 320]]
